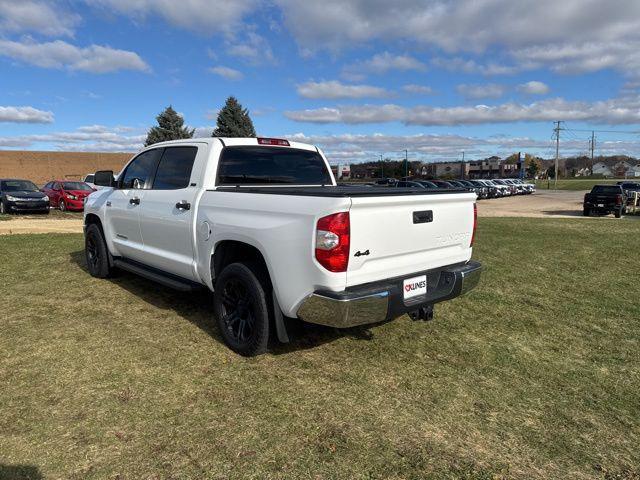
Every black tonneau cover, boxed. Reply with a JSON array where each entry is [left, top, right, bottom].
[[213, 186, 468, 197]]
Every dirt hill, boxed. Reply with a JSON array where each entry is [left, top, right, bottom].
[[0, 150, 133, 186]]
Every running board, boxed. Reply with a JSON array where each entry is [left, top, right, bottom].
[[113, 258, 202, 292]]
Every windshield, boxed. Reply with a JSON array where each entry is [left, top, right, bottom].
[[621, 183, 640, 190], [592, 186, 622, 194], [62, 182, 93, 191], [1, 180, 39, 192], [217, 146, 332, 186]]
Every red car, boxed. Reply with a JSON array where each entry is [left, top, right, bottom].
[[41, 180, 95, 211]]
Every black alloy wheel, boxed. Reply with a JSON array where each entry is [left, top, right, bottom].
[[84, 223, 112, 278], [213, 263, 270, 356]]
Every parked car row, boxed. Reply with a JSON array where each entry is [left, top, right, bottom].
[[0, 177, 95, 214], [369, 177, 535, 199]]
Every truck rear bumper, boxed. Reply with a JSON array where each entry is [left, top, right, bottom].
[[296, 260, 482, 328]]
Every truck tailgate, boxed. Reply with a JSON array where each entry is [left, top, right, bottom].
[[347, 192, 476, 287]]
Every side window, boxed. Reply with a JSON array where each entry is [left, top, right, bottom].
[[120, 149, 163, 189], [85, 175, 94, 183], [43, 182, 51, 189], [54, 182, 61, 190], [152, 147, 197, 190]]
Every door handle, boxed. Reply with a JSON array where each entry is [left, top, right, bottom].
[[175, 201, 191, 210], [129, 197, 140, 205]]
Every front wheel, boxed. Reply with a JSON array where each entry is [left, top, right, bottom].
[[0, 200, 6, 214], [59, 200, 66, 212], [213, 263, 270, 356], [615, 207, 623, 218], [85, 223, 113, 278], [583, 207, 590, 217]]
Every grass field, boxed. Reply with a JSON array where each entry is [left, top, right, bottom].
[[1, 218, 639, 479], [534, 178, 624, 191]]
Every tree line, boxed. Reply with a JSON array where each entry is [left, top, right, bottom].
[[144, 96, 256, 146]]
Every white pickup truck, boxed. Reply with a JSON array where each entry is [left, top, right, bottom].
[[84, 137, 481, 355]]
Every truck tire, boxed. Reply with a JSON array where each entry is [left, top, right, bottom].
[[213, 262, 270, 356], [85, 223, 113, 278], [615, 207, 623, 218], [583, 207, 590, 217], [0, 200, 6, 214]]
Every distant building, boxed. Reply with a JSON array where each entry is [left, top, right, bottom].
[[331, 164, 351, 180], [467, 157, 522, 179], [592, 162, 613, 176]]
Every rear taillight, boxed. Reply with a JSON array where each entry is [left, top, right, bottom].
[[470, 203, 477, 247], [315, 212, 350, 272], [615, 194, 622, 205]]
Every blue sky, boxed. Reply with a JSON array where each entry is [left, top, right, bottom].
[[2, 0, 640, 164]]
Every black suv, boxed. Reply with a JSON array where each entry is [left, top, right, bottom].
[[0, 179, 50, 214]]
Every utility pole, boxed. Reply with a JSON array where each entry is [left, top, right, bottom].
[[590, 131, 595, 176], [461, 151, 465, 179], [553, 121, 563, 189], [404, 149, 408, 178], [379, 154, 384, 178]]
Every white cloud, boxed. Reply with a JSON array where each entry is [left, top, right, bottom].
[[0, 0, 80, 37], [226, 32, 275, 65], [297, 80, 391, 99], [517, 81, 550, 95], [209, 65, 243, 80], [456, 83, 507, 100], [0, 39, 150, 73], [511, 42, 640, 76], [431, 57, 522, 76], [345, 52, 426, 76], [402, 84, 434, 95], [0, 125, 145, 151], [273, 0, 640, 77], [285, 95, 640, 126], [84, 0, 256, 35], [274, 0, 640, 50], [0, 105, 54, 123], [278, 131, 640, 164]]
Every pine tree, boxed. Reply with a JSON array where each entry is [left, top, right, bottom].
[[145, 106, 195, 146], [212, 97, 256, 137]]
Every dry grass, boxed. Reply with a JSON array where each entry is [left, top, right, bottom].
[[1, 218, 639, 479]]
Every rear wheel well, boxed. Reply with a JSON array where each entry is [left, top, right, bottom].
[[212, 241, 271, 286]]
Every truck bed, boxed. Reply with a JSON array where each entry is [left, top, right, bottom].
[[213, 186, 469, 197]]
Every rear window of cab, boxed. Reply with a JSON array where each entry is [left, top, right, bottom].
[[216, 146, 332, 186]]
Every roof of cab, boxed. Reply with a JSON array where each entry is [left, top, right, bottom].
[[146, 137, 317, 152]]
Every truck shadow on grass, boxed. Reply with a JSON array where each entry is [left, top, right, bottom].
[[70, 250, 375, 354], [0, 464, 43, 480]]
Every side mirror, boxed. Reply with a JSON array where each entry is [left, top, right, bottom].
[[94, 170, 115, 187]]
